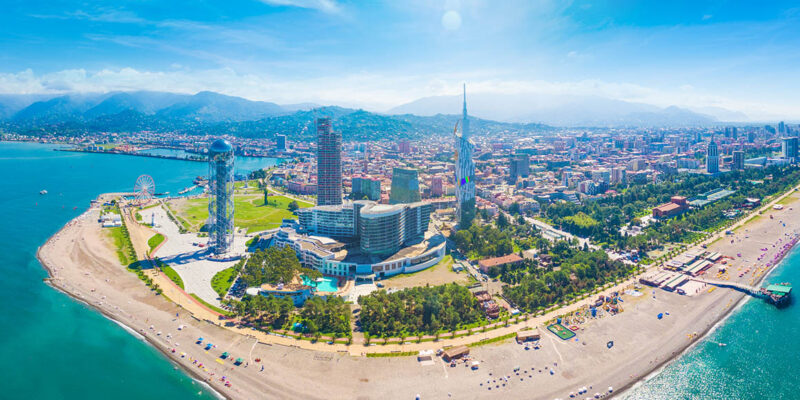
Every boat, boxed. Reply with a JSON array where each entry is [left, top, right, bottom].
[[39, 190, 48, 195], [718, 343, 727, 347]]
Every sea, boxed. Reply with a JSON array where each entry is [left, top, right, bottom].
[[1, 141, 798, 399], [622, 243, 800, 399], [0, 142, 280, 399]]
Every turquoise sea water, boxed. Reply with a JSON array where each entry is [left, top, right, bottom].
[[623, 245, 800, 399], [0, 142, 279, 399]]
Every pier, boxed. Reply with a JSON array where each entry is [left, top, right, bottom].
[[690, 278, 792, 307]]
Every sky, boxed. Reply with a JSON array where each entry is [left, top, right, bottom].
[[1, 0, 800, 119]]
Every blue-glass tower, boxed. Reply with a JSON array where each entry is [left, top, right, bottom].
[[454, 84, 476, 227], [208, 139, 235, 254]]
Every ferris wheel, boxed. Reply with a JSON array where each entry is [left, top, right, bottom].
[[133, 174, 155, 206]]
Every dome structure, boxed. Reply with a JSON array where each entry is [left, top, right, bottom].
[[209, 139, 233, 154]]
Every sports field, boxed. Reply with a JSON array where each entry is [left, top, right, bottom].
[[170, 194, 312, 233], [547, 323, 576, 340]]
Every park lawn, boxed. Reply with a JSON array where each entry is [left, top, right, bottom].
[[178, 194, 313, 233], [106, 226, 133, 266], [563, 212, 599, 228], [211, 266, 238, 298], [148, 233, 165, 253], [161, 265, 184, 289]]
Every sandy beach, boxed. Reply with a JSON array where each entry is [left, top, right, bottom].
[[38, 187, 800, 400]]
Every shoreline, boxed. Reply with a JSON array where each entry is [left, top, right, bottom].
[[36, 220, 231, 400], [619, 240, 799, 398], [42, 275, 227, 400], [33, 187, 800, 400], [617, 202, 800, 397]]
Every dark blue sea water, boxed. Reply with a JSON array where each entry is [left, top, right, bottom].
[[623, 246, 800, 399], [0, 142, 279, 399]]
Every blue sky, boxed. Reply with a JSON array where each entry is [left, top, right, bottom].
[[1, 0, 799, 119]]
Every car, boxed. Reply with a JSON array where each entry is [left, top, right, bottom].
[[376, 282, 384, 288]]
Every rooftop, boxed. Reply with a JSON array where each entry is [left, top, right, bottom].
[[478, 253, 524, 269]]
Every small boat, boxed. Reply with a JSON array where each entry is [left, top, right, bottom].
[[718, 343, 727, 347], [40, 190, 48, 195]]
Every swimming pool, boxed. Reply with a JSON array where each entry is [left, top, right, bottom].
[[301, 276, 339, 292]]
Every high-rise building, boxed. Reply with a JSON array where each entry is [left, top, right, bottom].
[[591, 168, 611, 184], [297, 200, 432, 257], [706, 138, 720, 174], [733, 150, 745, 170], [275, 134, 287, 151], [398, 140, 411, 154], [454, 84, 476, 227], [208, 139, 235, 254], [782, 137, 799, 162], [509, 153, 530, 183], [611, 167, 626, 184], [359, 202, 432, 256], [352, 176, 381, 201], [316, 117, 343, 206], [390, 168, 421, 204], [431, 176, 444, 197], [778, 121, 787, 135]]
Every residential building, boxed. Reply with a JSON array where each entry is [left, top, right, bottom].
[[389, 167, 421, 204], [733, 150, 745, 170], [316, 117, 343, 206], [706, 138, 720, 174], [782, 137, 798, 162]]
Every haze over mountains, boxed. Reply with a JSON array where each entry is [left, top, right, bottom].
[[388, 93, 749, 127], [0, 90, 751, 139]]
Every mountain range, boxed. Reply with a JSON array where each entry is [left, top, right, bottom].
[[0, 90, 749, 140], [0, 91, 551, 140]]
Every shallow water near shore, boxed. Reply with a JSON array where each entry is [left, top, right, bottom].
[[622, 244, 800, 399], [0, 141, 278, 399]]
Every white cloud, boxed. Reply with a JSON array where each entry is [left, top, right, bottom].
[[258, 0, 341, 14], [0, 67, 797, 120]]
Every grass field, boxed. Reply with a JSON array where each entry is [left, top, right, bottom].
[[161, 265, 184, 289], [106, 226, 134, 266], [173, 194, 312, 233], [211, 266, 238, 298], [383, 255, 471, 290], [147, 233, 165, 253]]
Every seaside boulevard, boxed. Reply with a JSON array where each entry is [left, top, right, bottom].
[[38, 184, 800, 399]]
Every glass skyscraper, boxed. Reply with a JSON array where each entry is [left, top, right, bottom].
[[316, 117, 343, 206], [454, 84, 476, 227], [389, 167, 421, 204]]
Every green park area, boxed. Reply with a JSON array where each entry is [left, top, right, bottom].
[[170, 194, 312, 233], [212, 265, 238, 298], [147, 233, 165, 253]]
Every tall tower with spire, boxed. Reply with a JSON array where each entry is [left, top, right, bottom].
[[462, 83, 470, 138], [454, 84, 476, 227]]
